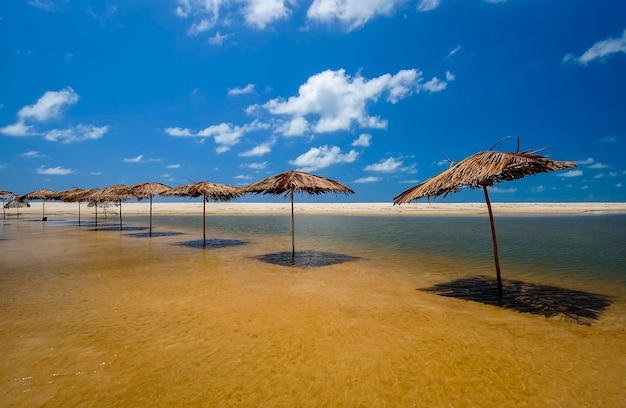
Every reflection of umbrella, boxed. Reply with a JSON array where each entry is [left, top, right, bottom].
[[394, 149, 576, 300], [129, 182, 171, 236], [1, 190, 17, 220], [241, 170, 355, 257], [89, 184, 132, 230], [23, 189, 57, 221], [162, 181, 241, 247]]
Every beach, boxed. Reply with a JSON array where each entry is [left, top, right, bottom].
[[8, 200, 626, 217], [1, 204, 626, 407]]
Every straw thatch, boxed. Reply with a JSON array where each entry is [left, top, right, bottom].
[[56, 187, 98, 203], [394, 151, 576, 204], [22, 188, 58, 220], [161, 181, 242, 246], [23, 188, 57, 200], [55, 188, 99, 225], [240, 170, 355, 198], [394, 149, 576, 300], [1, 190, 18, 220], [129, 182, 171, 199], [88, 184, 132, 230], [128, 182, 172, 236], [163, 181, 241, 201], [241, 170, 354, 257]]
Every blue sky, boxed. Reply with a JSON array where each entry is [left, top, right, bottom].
[[1, 0, 625, 203]]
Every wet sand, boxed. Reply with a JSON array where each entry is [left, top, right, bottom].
[[1, 213, 625, 407]]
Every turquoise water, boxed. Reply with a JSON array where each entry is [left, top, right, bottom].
[[137, 213, 626, 288]]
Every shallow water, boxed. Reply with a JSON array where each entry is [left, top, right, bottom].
[[1, 214, 625, 407]]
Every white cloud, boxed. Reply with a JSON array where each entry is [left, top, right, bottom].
[[239, 142, 272, 157], [422, 76, 447, 92], [352, 133, 371, 147], [530, 185, 545, 193], [188, 18, 213, 35], [490, 187, 516, 193], [290, 145, 358, 172], [243, 0, 291, 29], [445, 45, 462, 60], [37, 165, 73, 175], [228, 84, 256, 96], [165, 127, 194, 137], [577, 157, 594, 165], [124, 154, 144, 163], [43, 125, 108, 143], [208, 31, 232, 46], [166, 164, 181, 169], [355, 176, 381, 183], [197, 120, 269, 152], [21, 151, 43, 158], [616, 183, 622, 188], [0, 120, 34, 136], [417, 0, 441, 13], [28, 0, 55, 11], [278, 116, 309, 136], [588, 163, 609, 169], [18, 87, 79, 122], [563, 29, 626, 65], [307, 0, 402, 32], [561, 169, 583, 178], [264, 69, 444, 134], [364, 157, 403, 173], [240, 161, 268, 169]]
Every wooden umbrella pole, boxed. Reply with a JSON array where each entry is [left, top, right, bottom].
[[149, 195, 153, 237], [95, 203, 98, 227], [291, 190, 295, 258], [203, 196, 207, 248], [119, 199, 122, 231], [482, 184, 503, 300], [42, 200, 46, 221], [78, 201, 81, 226]]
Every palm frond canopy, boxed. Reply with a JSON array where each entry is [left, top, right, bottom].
[[241, 170, 355, 198], [0, 190, 17, 200], [394, 151, 576, 204], [23, 188, 57, 200], [162, 181, 241, 201], [129, 182, 171, 199], [5, 198, 30, 208], [88, 184, 132, 202], [55, 187, 92, 202]]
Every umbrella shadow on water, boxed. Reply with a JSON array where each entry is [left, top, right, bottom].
[[421, 276, 612, 326], [90, 225, 148, 232], [175, 238, 248, 250], [255, 250, 359, 269], [126, 231, 186, 238]]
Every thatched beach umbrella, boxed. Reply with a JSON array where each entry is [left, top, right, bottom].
[[4, 197, 30, 216], [23, 188, 57, 221], [1, 190, 18, 220], [394, 149, 576, 300], [162, 181, 241, 245], [129, 182, 171, 236], [240, 170, 355, 257], [89, 184, 132, 230], [162, 181, 241, 247], [56, 187, 98, 225]]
